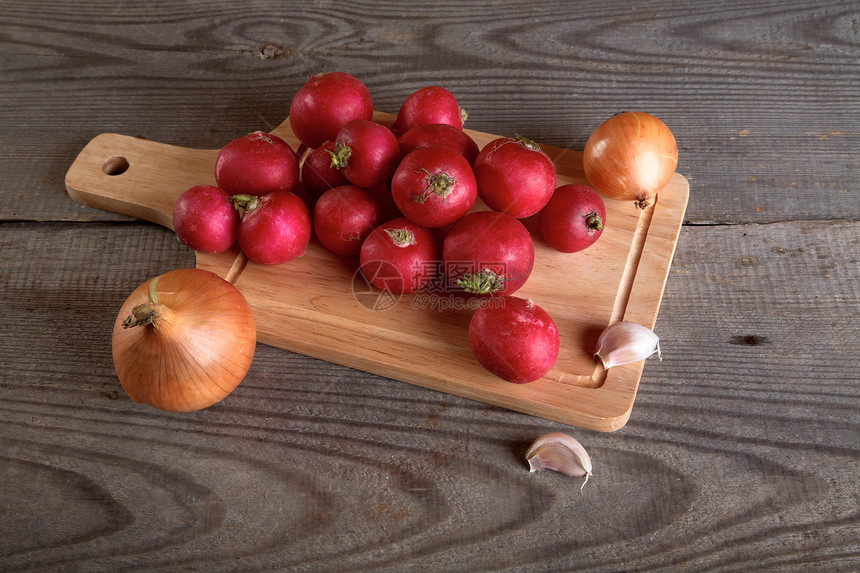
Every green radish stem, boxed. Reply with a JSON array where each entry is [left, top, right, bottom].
[[457, 268, 507, 294], [384, 227, 416, 247], [585, 211, 604, 231], [231, 194, 260, 213], [514, 134, 541, 151], [413, 169, 455, 203], [328, 142, 352, 169]]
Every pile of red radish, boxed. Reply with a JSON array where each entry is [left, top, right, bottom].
[[171, 72, 678, 386]]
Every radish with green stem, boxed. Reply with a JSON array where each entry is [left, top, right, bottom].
[[313, 185, 381, 256], [391, 146, 477, 228], [330, 120, 400, 188], [215, 131, 299, 197], [236, 191, 311, 265], [538, 184, 606, 253], [289, 72, 373, 149], [442, 211, 534, 297], [393, 86, 467, 135], [359, 218, 439, 295], [172, 185, 240, 254], [474, 135, 556, 218]]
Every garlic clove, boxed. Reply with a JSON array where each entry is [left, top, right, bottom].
[[525, 432, 592, 487], [594, 321, 661, 370]]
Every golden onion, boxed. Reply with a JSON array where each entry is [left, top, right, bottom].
[[583, 111, 678, 209], [111, 268, 256, 412]]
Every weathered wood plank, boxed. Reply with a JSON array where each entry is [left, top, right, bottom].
[[2, 0, 858, 569], [1, 0, 857, 224], [1, 220, 856, 570]]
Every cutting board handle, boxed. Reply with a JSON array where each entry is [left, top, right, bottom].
[[65, 133, 220, 229], [65, 112, 438, 228]]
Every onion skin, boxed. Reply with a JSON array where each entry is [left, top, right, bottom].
[[582, 111, 678, 209], [111, 268, 257, 412]]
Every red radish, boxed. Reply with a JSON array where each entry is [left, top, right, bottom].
[[398, 123, 479, 166], [393, 86, 466, 134], [289, 72, 373, 149], [288, 180, 316, 211], [539, 184, 606, 253], [329, 120, 400, 188], [391, 146, 477, 228], [238, 191, 311, 265], [442, 211, 534, 296], [215, 131, 299, 196], [172, 185, 239, 254], [473, 135, 556, 218], [363, 181, 402, 222], [468, 296, 559, 384], [313, 185, 382, 256], [359, 218, 439, 294], [301, 140, 350, 197]]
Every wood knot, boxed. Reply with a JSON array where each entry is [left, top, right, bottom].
[[257, 42, 288, 60], [729, 334, 770, 346]]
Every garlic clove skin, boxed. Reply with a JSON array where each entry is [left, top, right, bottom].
[[594, 321, 661, 370], [526, 432, 592, 486]]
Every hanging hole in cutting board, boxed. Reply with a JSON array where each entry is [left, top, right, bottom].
[[102, 156, 129, 176]]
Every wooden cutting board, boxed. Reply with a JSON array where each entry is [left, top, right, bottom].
[[65, 111, 689, 432]]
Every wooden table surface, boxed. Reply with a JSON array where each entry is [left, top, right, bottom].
[[2, 1, 857, 571]]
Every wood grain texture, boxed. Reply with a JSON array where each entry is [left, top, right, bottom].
[[1, 0, 858, 570], [0, 221, 857, 571], [1, 0, 857, 224]]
